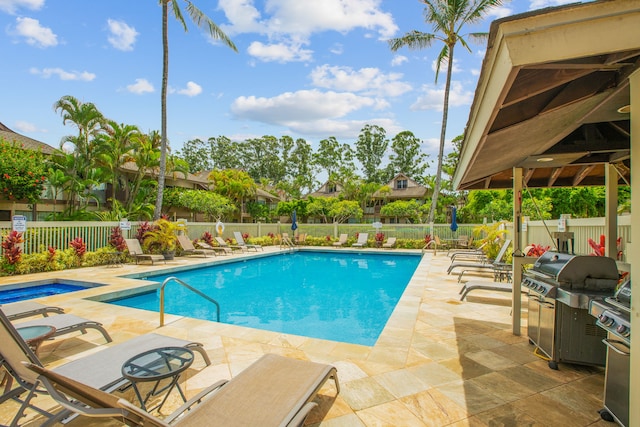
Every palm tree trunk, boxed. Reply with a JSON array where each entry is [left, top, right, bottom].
[[154, 0, 169, 220], [427, 44, 454, 224]]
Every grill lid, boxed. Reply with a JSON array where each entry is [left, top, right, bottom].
[[530, 251, 619, 291]]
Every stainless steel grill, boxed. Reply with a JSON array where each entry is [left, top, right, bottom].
[[522, 251, 619, 370], [590, 279, 631, 426]]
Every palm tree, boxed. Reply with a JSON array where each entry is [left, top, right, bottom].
[[155, 0, 238, 219], [389, 0, 503, 223], [95, 120, 140, 202]]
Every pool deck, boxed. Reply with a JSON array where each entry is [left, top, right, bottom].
[[0, 247, 609, 426]]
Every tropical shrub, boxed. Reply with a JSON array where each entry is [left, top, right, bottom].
[[1, 231, 24, 274], [109, 226, 126, 252]]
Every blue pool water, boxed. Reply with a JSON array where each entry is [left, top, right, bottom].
[[0, 283, 89, 304], [110, 252, 420, 345]]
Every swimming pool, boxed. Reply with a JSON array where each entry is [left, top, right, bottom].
[[109, 251, 420, 345], [0, 280, 100, 304]]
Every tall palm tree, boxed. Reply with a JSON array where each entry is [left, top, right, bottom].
[[389, 0, 503, 223], [155, 0, 238, 219]]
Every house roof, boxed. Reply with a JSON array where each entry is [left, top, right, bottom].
[[453, 0, 638, 190], [0, 122, 56, 155], [373, 173, 428, 199]]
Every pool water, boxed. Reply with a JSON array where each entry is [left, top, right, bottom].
[[0, 283, 90, 304], [110, 252, 420, 345]]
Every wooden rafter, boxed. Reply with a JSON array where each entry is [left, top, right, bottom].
[[572, 165, 596, 186], [548, 167, 563, 187], [523, 168, 535, 185]]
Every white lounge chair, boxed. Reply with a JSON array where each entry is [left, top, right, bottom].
[[332, 234, 348, 247], [196, 240, 232, 255], [351, 233, 368, 248], [382, 237, 397, 248]]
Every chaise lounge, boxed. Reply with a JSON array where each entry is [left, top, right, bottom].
[[177, 235, 214, 257], [14, 313, 113, 344], [233, 232, 264, 252], [351, 233, 368, 248], [1, 301, 64, 321], [332, 233, 348, 247], [24, 352, 339, 427], [0, 308, 210, 426], [125, 239, 165, 265]]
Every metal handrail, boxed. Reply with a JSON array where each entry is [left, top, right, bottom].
[[159, 277, 220, 326]]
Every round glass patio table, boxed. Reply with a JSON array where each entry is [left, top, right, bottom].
[[16, 325, 56, 354], [122, 346, 194, 412]]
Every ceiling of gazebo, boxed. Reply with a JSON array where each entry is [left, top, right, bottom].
[[453, 1, 639, 190]]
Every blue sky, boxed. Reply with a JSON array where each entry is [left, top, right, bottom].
[[1, 0, 578, 174]]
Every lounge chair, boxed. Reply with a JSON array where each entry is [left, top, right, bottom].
[[214, 236, 245, 253], [351, 233, 368, 248], [459, 280, 514, 301], [281, 233, 295, 248], [233, 231, 263, 252], [13, 313, 112, 344], [332, 233, 348, 247], [0, 307, 210, 426], [125, 239, 165, 265], [196, 240, 232, 255], [14, 314, 112, 343], [447, 241, 488, 258], [295, 233, 307, 245], [448, 239, 512, 282], [177, 235, 213, 257], [24, 353, 339, 427], [1, 301, 64, 321], [382, 237, 397, 249]]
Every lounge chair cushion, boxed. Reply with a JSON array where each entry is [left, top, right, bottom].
[[14, 314, 112, 343], [1, 301, 64, 321]]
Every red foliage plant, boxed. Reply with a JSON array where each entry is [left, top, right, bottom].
[[135, 221, 154, 243], [109, 226, 126, 252], [2, 231, 24, 265], [375, 232, 385, 242], [424, 234, 433, 244], [526, 243, 550, 257], [47, 246, 57, 263], [69, 237, 86, 258], [326, 235, 332, 241], [242, 232, 249, 240], [201, 231, 214, 246]]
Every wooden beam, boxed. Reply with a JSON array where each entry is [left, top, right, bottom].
[[484, 177, 492, 189], [502, 68, 593, 108], [548, 167, 563, 186], [524, 168, 535, 184], [572, 165, 596, 186]]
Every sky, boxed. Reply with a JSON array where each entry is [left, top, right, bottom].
[[0, 0, 580, 175]]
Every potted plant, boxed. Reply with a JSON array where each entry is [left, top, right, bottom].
[[374, 232, 385, 248], [143, 219, 181, 260]]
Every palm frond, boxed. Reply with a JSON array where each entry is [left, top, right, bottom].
[[388, 31, 436, 51]]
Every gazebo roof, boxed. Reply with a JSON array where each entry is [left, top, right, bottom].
[[454, 0, 638, 190]]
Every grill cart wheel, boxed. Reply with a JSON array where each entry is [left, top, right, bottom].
[[598, 409, 614, 422]]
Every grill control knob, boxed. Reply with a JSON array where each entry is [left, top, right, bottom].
[[616, 325, 630, 337], [599, 314, 614, 326]]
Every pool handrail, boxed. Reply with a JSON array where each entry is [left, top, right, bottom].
[[159, 277, 220, 326]]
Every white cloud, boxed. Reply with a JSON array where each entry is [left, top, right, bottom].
[[231, 89, 377, 122], [391, 55, 407, 66], [30, 67, 95, 81], [329, 43, 343, 55], [247, 41, 313, 62], [107, 19, 138, 51], [219, 0, 397, 62], [410, 81, 474, 112], [529, 0, 579, 10], [13, 120, 37, 133], [13, 17, 57, 47], [0, 0, 43, 14], [485, 5, 513, 19], [126, 78, 154, 94], [310, 64, 412, 97], [431, 57, 461, 75], [172, 81, 203, 97]]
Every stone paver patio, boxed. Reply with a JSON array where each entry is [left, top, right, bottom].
[[0, 247, 609, 426]]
